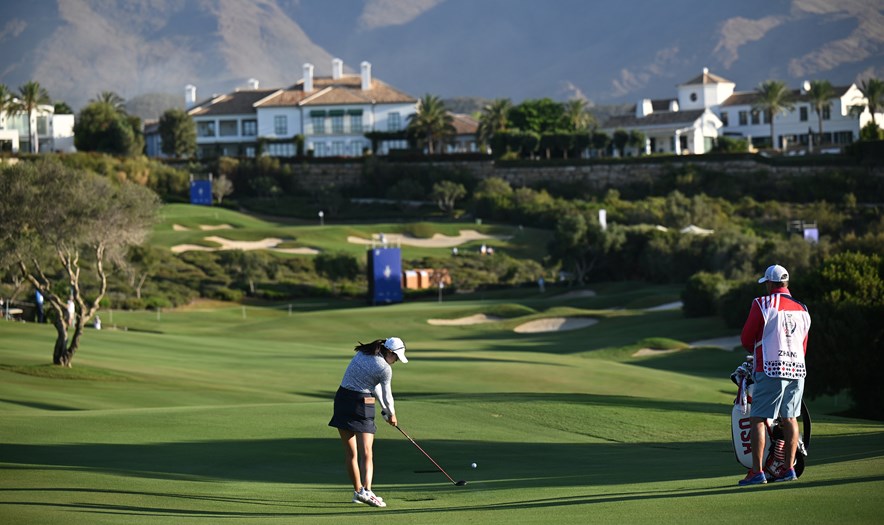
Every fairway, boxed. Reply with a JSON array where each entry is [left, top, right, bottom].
[[2, 289, 883, 524]]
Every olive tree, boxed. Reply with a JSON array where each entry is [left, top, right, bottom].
[[431, 180, 467, 215], [0, 160, 160, 366]]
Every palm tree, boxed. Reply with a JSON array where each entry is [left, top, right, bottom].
[[753, 80, 795, 150], [477, 98, 512, 149], [406, 94, 455, 154], [14, 81, 51, 153], [859, 78, 884, 126], [0, 84, 13, 128], [807, 80, 835, 148], [560, 99, 595, 132], [92, 91, 127, 113]]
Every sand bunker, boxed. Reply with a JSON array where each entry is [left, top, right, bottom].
[[171, 236, 319, 255], [427, 314, 503, 326], [172, 224, 234, 231], [514, 317, 598, 333], [632, 348, 682, 357], [347, 230, 506, 248]]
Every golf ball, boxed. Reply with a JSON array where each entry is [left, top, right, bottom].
[[471, 462, 477, 469]]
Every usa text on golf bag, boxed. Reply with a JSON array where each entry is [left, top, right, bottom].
[[730, 359, 811, 478]]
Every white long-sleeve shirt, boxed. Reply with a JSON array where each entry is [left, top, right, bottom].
[[340, 352, 395, 416]]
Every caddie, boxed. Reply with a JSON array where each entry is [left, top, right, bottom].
[[737, 264, 811, 486]]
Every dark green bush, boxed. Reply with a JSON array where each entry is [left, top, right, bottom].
[[681, 272, 731, 317], [314, 252, 361, 281], [204, 285, 244, 302]]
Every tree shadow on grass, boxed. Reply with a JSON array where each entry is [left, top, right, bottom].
[[298, 391, 732, 417], [1, 430, 880, 488], [1, 430, 881, 519], [6, 474, 884, 519]]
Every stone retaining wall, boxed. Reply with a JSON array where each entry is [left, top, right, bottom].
[[290, 158, 881, 192]]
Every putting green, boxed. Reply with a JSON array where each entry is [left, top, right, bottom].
[[1, 288, 882, 524]]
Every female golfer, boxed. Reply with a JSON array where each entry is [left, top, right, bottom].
[[328, 337, 407, 508]]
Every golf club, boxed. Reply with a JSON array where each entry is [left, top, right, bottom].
[[395, 425, 466, 486]]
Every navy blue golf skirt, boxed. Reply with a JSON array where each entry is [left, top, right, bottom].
[[328, 386, 377, 434]]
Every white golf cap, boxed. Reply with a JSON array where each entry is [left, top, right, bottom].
[[758, 264, 789, 284], [384, 337, 408, 363]]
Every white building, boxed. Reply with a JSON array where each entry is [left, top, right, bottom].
[[0, 103, 75, 153], [717, 80, 870, 151], [447, 113, 480, 153], [603, 68, 880, 154], [185, 59, 418, 158]]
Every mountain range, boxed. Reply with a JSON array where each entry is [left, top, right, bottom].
[[0, 0, 882, 117]]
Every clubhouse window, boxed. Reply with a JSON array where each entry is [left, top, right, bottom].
[[387, 112, 402, 131], [800, 107, 808, 122], [312, 116, 326, 135], [751, 110, 760, 125], [274, 115, 288, 136], [822, 105, 831, 120], [719, 111, 728, 126], [197, 121, 215, 137], [738, 111, 748, 126], [350, 114, 363, 133], [331, 115, 344, 134], [242, 119, 257, 136], [219, 120, 238, 137], [267, 142, 295, 157]]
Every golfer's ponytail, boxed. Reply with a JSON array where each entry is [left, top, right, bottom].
[[354, 339, 386, 355]]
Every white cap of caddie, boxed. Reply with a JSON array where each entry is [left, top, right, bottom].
[[384, 337, 408, 363], [758, 264, 789, 284]]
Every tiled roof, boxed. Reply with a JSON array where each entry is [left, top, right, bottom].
[[188, 89, 279, 117], [681, 70, 734, 85], [257, 75, 416, 107], [450, 113, 478, 135], [602, 109, 707, 129], [720, 85, 852, 107]]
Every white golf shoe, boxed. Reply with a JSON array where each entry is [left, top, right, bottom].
[[353, 488, 386, 507]]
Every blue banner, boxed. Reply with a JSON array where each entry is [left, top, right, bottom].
[[190, 180, 213, 206], [368, 248, 402, 305]]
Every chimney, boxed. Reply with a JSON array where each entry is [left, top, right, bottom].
[[332, 58, 343, 80], [185, 84, 197, 109], [303, 63, 314, 92], [703, 67, 709, 76], [248, 78, 259, 90], [361, 61, 372, 91], [669, 99, 679, 112], [636, 98, 653, 118]]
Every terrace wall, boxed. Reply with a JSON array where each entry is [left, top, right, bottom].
[[288, 156, 883, 193]]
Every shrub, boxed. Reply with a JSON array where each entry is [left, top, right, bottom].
[[802, 252, 884, 419], [204, 285, 244, 302], [314, 252, 361, 280], [681, 271, 731, 317], [717, 281, 761, 329]]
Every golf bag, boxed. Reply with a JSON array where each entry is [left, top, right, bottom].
[[730, 358, 811, 478]]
